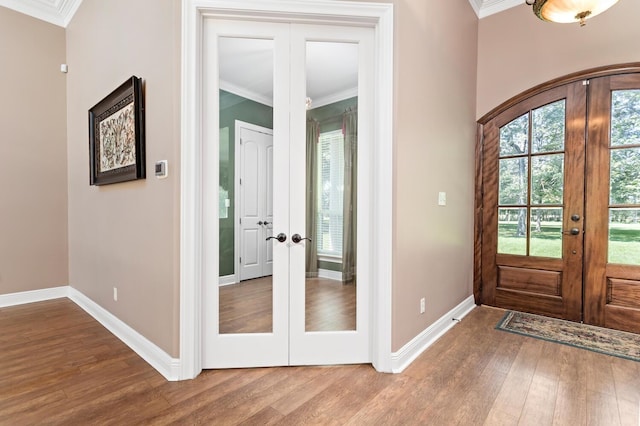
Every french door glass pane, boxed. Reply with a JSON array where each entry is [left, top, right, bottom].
[[530, 208, 563, 258], [218, 37, 275, 334], [498, 208, 527, 255], [499, 114, 529, 156], [610, 148, 640, 204], [499, 157, 528, 205], [532, 100, 565, 153], [611, 90, 640, 147], [531, 154, 564, 205], [609, 209, 640, 265], [305, 41, 358, 332]]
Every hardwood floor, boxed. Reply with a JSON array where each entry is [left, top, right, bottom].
[[1, 299, 638, 425], [219, 276, 356, 333]]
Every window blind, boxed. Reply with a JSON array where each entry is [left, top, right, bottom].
[[317, 130, 344, 257]]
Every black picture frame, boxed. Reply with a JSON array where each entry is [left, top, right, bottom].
[[89, 76, 145, 185]]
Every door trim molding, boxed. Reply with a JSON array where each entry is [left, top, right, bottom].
[[478, 62, 640, 124], [180, 0, 394, 379]]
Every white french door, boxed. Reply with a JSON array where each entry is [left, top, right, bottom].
[[203, 18, 373, 368]]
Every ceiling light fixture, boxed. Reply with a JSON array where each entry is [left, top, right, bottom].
[[525, 0, 620, 26]]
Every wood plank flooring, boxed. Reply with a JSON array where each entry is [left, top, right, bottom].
[[219, 277, 356, 333], [1, 299, 638, 425]]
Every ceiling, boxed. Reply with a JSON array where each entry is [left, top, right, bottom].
[[0, 0, 82, 27], [0, 0, 522, 107], [0, 0, 521, 28], [468, 0, 524, 18], [219, 38, 358, 109]]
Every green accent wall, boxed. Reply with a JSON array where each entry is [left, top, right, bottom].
[[219, 95, 357, 277], [219, 90, 273, 277], [307, 97, 357, 133]]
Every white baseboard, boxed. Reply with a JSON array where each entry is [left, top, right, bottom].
[[68, 288, 181, 381], [0, 285, 181, 381], [391, 295, 476, 373], [2, 286, 475, 379], [0, 286, 69, 308], [219, 274, 236, 286], [318, 268, 342, 281]]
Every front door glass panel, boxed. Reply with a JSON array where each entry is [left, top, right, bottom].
[[498, 100, 566, 258], [608, 90, 640, 265]]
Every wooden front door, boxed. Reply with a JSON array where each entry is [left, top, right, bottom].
[[478, 69, 640, 334], [584, 74, 640, 333]]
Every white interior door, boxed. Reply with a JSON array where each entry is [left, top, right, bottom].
[[204, 19, 290, 368], [288, 24, 373, 365], [237, 122, 274, 281], [203, 18, 373, 368]]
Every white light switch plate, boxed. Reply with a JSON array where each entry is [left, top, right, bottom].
[[438, 192, 446, 206]]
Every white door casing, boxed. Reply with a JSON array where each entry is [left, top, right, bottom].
[[180, 0, 393, 379], [236, 121, 274, 282]]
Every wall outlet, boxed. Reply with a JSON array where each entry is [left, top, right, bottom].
[[113, 287, 118, 302], [420, 297, 426, 314]]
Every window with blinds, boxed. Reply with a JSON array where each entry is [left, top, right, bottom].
[[317, 129, 344, 257]]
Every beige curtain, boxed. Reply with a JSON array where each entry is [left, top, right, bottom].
[[306, 119, 320, 277], [342, 110, 357, 283]]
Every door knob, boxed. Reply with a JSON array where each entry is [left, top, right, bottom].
[[266, 233, 287, 242], [263, 221, 270, 226], [257, 221, 264, 225], [291, 234, 312, 244], [571, 214, 581, 222]]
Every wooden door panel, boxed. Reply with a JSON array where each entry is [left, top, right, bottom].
[[498, 266, 561, 296], [607, 278, 640, 308], [481, 82, 586, 321], [480, 121, 499, 305], [605, 306, 640, 334], [495, 290, 564, 318], [585, 74, 640, 333]]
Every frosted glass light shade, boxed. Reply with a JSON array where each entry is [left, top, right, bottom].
[[531, 0, 619, 24]]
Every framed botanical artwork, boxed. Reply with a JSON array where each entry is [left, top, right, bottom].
[[89, 76, 145, 185]]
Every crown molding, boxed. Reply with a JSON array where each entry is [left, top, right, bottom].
[[0, 0, 83, 27], [2, 0, 516, 26], [469, 0, 522, 19]]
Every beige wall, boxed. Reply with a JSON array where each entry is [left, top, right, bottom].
[[62, 0, 479, 360], [386, 0, 478, 351], [7, 0, 633, 368], [66, 0, 181, 356], [477, 1, 640, 119], [5, 0, 478, 361], [0, 7, 68, 295]]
